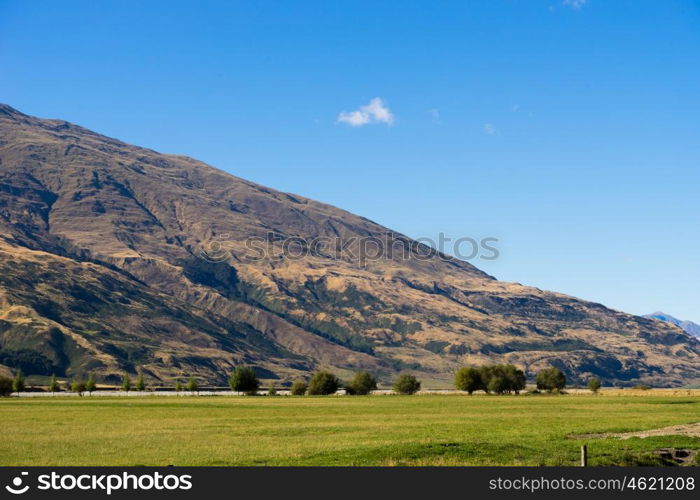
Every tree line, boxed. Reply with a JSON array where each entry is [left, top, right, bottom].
[[1, 364, 607, 397], [0, 368, 419, 396], [228, 367, 422, 396], [454, 365, 569, 394]]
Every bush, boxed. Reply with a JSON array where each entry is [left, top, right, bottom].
[[345, 371, 377, 395], [228, 366, 260, 395], [587, 377, 601, 393], [71, 380, 86, 396], [12, 370, 25, 393], [454, 367, 483, 394], [393, 373, 421, 395], [307, 371, 340, 395], [536, 367, 566, 392], [174, 381, 182, 392], [267, 386, 277, 396], [86, 373, 96, 394], [633, 384, 651, 391], [290, 380, 308, 396], [0, 376, 12, 397]]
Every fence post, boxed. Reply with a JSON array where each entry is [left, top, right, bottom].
[[580, 445, 588, 467]]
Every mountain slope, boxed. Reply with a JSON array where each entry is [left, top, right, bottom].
[[645, 312, 700, 339], [1, 103, 698, 386]]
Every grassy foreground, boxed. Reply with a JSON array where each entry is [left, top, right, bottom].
[[1, 394, 698, 466]]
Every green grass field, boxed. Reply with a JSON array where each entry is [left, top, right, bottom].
[[1, 394, 698, 466]]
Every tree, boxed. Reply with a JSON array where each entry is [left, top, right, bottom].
[[48, 374, 60, 393], [393, 373, 421, 395], [587, 378, 601, 394], [268, 386, 277, 396], [536, 367, 566, 393], [174, 381, 183, 392], [307, 371, 340, 395], [345, 371, 377, 395], [501, 364, 526, 394], [290, 380, 307, 396], [86, 373, 96, 395], [228, 366, 260, 395], [468, 364, 526, 395], [0, 376, 12, 397], [477, 365, 497, 393], [136, 371, 146, 392], [185, 376, 198, 393], [121, 374, 132, 393], [486, 373, 511, 395], [71, 380, 87, 396], [12, 370, 25, 393], [454, 367, 483, 394]]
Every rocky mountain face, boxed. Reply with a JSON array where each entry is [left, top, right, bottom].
[[644, 312, 700, 339], [0, 104, 698, 387]]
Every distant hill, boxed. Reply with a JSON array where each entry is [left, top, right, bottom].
[[644, 312, 700, 339], [1, 103, 698, 387]]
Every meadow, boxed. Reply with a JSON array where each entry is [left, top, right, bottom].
[[1, 393, 698, 466]]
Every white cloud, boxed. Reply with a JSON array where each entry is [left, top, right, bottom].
[[563, 0, 587, 8], [483, 123, 497, 135], [337, 98, 394, 127]]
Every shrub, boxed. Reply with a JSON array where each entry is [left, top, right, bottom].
[[587, 377, 601, 393], [393, 373, 421, 395], [0, 376, 12, 397], [454, 367, 483, 394], [307, 371, 340, 395], [228, 366, 260, 395], [71, 380, 86, 396], [121, 374, 132, 393], [267, 386, 277, 396], [633, 384, 651, 391], [290, 380, 308, 396], [536, 367, 566, 392], [185, 376, 198, 393], [12, 370, 25, 393], [86, 373, 96, 394], [174, 381, 182, 392], [345, 371, 377, 395], [48, 374, 60, 393]]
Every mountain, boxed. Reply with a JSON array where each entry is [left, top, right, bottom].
[[0, 104, 698, 387], [644, 312, 700, 339]]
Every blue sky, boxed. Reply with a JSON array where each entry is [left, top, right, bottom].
[[1, 0, 698, 321]]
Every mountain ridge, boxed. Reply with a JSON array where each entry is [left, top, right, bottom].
[[644, 312, 700, 339], [0, 103, 698, 387]]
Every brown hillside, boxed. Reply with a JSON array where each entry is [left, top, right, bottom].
[[0, 103, 697, 386]]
